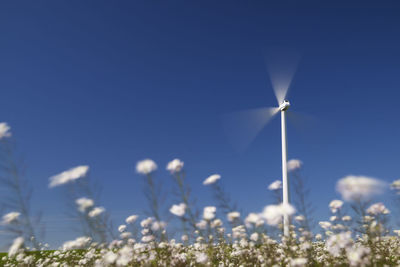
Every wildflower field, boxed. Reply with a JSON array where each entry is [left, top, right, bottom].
[[1, 122, 400, 266]]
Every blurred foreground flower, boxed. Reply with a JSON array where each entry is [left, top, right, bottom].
[[329, 200, 344, 213], [8, 237, 24, 257], [203, 206, 216, 220], [136, 159, 157, 175], [142, 235, 155, 243], [319, 221, 331, 230], [390, 179, 400, 192], [245, 213, 263, 227], [195, 252, 208, 264], [118, 225, 127, 232], [347, 246, 370, 266], [1, 211, 20, 225], [291, 258, 308, 267], [169, 203, 186, 217], [62, 236, 91, 251], [125, 215, 138, 224], [367, 202, 390, 215], [0, 122, 12, 139], [342, 215, 352, 221], [196, 220, 207, 229], [203, 174, 221, 185], [268, 180, 282, 190], [140, 217, 153, 228], [88, 207, 105, 217], [325, 231, 353, 257], [75, 197, 94, 212], [287, 159, 302, 172], [49, 166, 89, 188], [260, 203, 296, 226], [336, 175, 386, 202], [166, 159, 184, 174], [227, 211, 240, 222]]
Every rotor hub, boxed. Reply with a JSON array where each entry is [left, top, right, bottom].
[[279, 100, 290, 111]]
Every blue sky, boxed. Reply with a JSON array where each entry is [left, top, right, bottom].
[[1, 1, 400, 247]]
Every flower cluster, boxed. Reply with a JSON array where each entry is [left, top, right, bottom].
[[0, 122, 12, 140], [2, 200, 400, 267], [1, 155, 399, 266], [48, 166, 89, 188]]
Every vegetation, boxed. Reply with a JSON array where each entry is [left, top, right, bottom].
[[2, 123, 400, 266]]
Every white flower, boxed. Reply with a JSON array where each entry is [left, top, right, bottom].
[[141, 228, 149, 235], [181, 234, 188, 242], [75, 197, 94, 212], [141, 235, 155, 243], [390, 179, 400, 191], [250, 232, 259, 242], [227, 211, 240, 222], [169, 203, 186, 217], [88, 207, 105, 218], [342, 215, 352, 221], [8, 237, 24, 257], [136, 159, 157, 175], [347, 246, 370, 266], [245, 213, 260, 225], [245, 213, 264, 228], [23, 255, 34, 265], [203, 206, 216, 220], [49, 166, 89, 188], [287, 159, 302, 172], [140, 217, 153, 228], [151, 221, 166, 231], [367, 202, 390, 215], [203, 174, 221, 185], [103, 251, 118, 264], [295, 215, 305, 222], [62, 236, 91, 250], [290, 258, 308, 267], [319, 221, 331, 230], [125, 215, 138, 224], [329, 199, 344, 213], [325, 231, 353, 257], [195, 252, 208, 264], [2, 212, 20, 225], [118, 225, 127, 233], [0, 122, 12, 140], [300, 241, 311, 250], [260, 203, 296, 226], [120, 232, 132, 239], [211, 219, 223, 228], [336, 175, 386, 202], [268, 180, 282, 190], [330, 216, 338, 222], [166, 159, 184, 173], [196, 220, 207, 230], [117, 246, 133, 265], [232, 225, 246, 239], [363, 215, 373, 222]]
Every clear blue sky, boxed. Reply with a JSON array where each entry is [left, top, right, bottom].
[[1, 1, 400, 247]]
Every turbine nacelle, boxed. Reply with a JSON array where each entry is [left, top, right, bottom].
[[279, 99, 290, 111]]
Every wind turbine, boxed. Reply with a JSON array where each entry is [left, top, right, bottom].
[[222, 49, 301, 237]]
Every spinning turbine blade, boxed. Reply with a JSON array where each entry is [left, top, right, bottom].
[[286, 110, 315, 133], [222, 107, 280, 152], [265, 48, 301, 104]]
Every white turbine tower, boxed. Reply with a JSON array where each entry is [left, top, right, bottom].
[[222, 48, 301, 237], [279, 99, 290, 236]]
